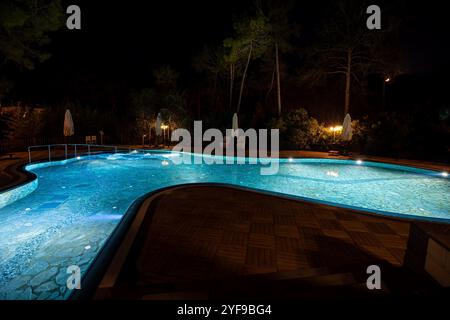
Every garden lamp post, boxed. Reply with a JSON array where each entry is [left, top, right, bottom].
[[161, 124, 168, 146], [329, 126, 343, 142]]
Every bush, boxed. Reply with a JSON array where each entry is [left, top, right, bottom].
[[269, 108, 328, 150], [349, 111, 450, 161]]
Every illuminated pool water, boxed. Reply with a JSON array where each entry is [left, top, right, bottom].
[[0, 151, 449, 299]]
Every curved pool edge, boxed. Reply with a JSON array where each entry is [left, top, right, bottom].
[[0, 156, 79, 209], [1, 151, 449, 224]]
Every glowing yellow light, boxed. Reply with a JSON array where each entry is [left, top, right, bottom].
[[328, 126, 343, 132], [160, 124, 169, 130]]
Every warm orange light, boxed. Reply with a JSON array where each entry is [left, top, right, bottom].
[[385, 77, 391, 83], [329, 125, 343, 132]]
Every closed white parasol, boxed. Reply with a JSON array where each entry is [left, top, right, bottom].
[[63, 109, 74, 137], [341, 113, 352, 141]]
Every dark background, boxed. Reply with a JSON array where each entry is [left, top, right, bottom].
[[7, 0, 445, 120]]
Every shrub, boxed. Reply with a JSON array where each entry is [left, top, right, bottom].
[[269, 108, 327, 150]]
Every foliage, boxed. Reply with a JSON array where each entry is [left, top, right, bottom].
[[224, 15, 272, 63], [130, 66, 190, 143], [224, 13, 273, 113], [153, 65, 179, 90], [0, 0, 64, 70], [354, 111, 450, 160], [0, 111, 13, 142], [299, 0, 387, 116], [269, 108, 328, 150]]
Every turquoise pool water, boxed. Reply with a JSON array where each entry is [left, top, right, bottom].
[[0, 151, 449, 299]]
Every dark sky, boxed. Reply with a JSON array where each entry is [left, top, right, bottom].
[[10, 0, 443, 111], [14, 0, 252, 103]]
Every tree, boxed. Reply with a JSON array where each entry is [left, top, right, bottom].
[[193, 45, 229, 115], [224, 14, 272, 114], [300, 0, 385, 117], [268, 108, 324, 150], [0, 111, 13, 145], [0, 0, 64, 69], [259, 0, 298, 117], [0, 0, 64, 101], [130, 88, 157, 141], [152, 65, 187, 123], [153, 65, 179, 90], [133, 66, 190, 138]]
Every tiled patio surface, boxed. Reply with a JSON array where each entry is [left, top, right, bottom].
[[96, 185, 441, 299]]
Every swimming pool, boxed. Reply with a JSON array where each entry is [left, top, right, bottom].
[[0, 151, 449, 299]]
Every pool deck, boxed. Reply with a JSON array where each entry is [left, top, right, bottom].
[[1, 148, 448, 299], [94, 185, 444, 299]]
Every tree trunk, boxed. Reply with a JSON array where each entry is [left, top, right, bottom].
[[148, 121, 151, 146], [229, 64, 234, 111], [265, 64, 275, 102], [275, 41, 282, 117], [213, 71, 218, 110], [237, 43, 253, 114], [344, 48, 352, 117]]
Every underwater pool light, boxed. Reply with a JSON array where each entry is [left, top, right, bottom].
[[326, 171, 339, 177], [356, 159, 363, 165]]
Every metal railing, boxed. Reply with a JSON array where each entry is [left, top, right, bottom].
[[27, 144, 118, 163]]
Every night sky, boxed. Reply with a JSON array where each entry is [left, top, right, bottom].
[[7, 0, 446, 121]]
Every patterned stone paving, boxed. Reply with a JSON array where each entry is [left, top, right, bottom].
[[0, 221, 115, 300]]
